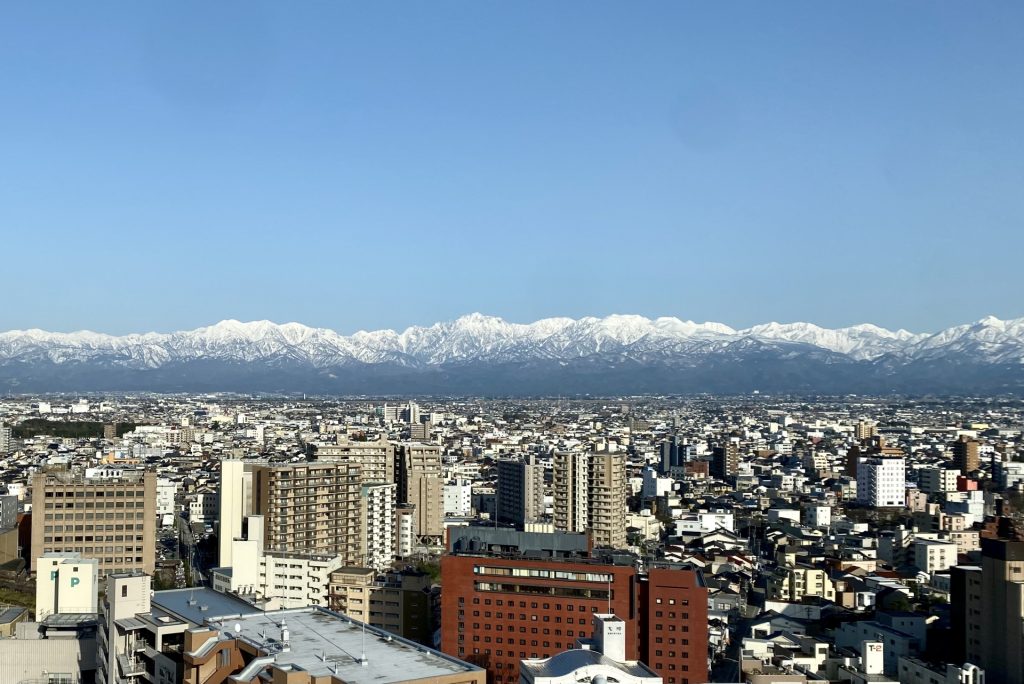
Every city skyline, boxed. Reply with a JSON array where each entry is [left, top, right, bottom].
[[1, 2, 1022, 334]]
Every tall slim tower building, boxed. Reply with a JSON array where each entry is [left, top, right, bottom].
[[360, 483, 396, 571], [660, 435, 681, 474], [953, 436, 981, 475], [496, 456, 545, 527], [553, 451, 589, 536], [218, 457, 247, 568], [397, 443, 444, 540], [0, 425, 12, 454], [711, 441, 739, 480], [553, 452, 626, 548]]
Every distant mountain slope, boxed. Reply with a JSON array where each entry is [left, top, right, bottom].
[[1, 313, 1022, 394]]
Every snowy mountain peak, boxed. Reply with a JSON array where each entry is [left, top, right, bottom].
[[1, 314, 1022, 376]]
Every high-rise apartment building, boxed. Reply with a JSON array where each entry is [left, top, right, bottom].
[[553, 452, 626, 549], [856, 457, 906, 508], [553, 451, 589, 536], [440, 551, 707, 684], [396, 505, 417, 558], [30, 469, 156, 577], [316, 435, 396, 484], [855, 420, 877, 441], [660, 435, 681, 474], [953, 436, 981, 475], [252, 461, 363, 566], [955, 539, 1024, 683], [361, 482, 396, 571], [496, 456, 545, 527], [0, 425, 11, 454], [711, 441, 739, 480], [397, 443, 444, 540]]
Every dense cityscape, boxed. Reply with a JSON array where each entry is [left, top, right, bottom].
[[0, 394, 1020, 682]]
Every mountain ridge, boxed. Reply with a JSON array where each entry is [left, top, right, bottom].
[[1, 313, 1022, 394]]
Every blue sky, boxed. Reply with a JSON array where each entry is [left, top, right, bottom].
[[1, 2, 1021, 335]]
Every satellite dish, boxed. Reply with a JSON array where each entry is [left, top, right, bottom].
[[235, 623, 242, 633]]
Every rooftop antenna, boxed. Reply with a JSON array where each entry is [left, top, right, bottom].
[[360, 619, 368, 666]]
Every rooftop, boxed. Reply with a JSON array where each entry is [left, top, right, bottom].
[[151, 587, 261, 625], [521, 649, 659, 681], [207, 607, 482, 682]]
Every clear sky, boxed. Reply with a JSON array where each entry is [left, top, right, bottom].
[[1, 2, 1021, 335]]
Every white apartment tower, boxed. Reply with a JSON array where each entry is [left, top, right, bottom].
[[857, 457, 906, 508], [360, 483, 396, 571]]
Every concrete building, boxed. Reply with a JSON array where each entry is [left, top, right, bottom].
[[361, 482, 396, 571], [855, 420, 878, 441], [217, 456, 251, 568], [953, 437, 981, 475], [396, 504, 417, 558], [856, 457, 905, 508], [553, 452, 627, 549], [182, 605, 484, 684], [398, 443, 445, 540], [957, 539, 1024, 684], [497, 457, 546, 527], [328, 566, 437, 644], [187, 488, 218, 525], [919, 467, 960, 495], [445, 483, 474, 516], [897, 657, 985, 684], [0, 616, 97, 684], [711, 441, 739, 480], [30, 468, 156, 577], [36, 552, 99, 619], [803, 505, 831, 529], [520, 615, 662, 684], [155, 477, 178, 518], [913, 538, 958, 575], [253, 461, 363, 565], [0, 493, 18, 530], [0, 424, 11, 454], [440, 552, 707, 684], [767, 562, 836, 603], [316, 435, 396, 484], [97, 577, 262, 684]]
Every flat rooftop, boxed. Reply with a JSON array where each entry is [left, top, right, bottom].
[[152, 587, 261, 625], [209, 607, 482, 682]]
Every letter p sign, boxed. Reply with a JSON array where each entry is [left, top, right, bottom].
[[50, 571, 57, 581], [70, 577, 80, 588]]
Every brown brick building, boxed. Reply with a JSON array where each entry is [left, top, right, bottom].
[[440, 554, 707, 684]]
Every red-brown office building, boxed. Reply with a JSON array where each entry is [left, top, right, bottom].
[[440, 554, 707, 684]]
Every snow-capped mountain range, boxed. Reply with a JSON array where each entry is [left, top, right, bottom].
[[1, 313, 1023, 394]]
